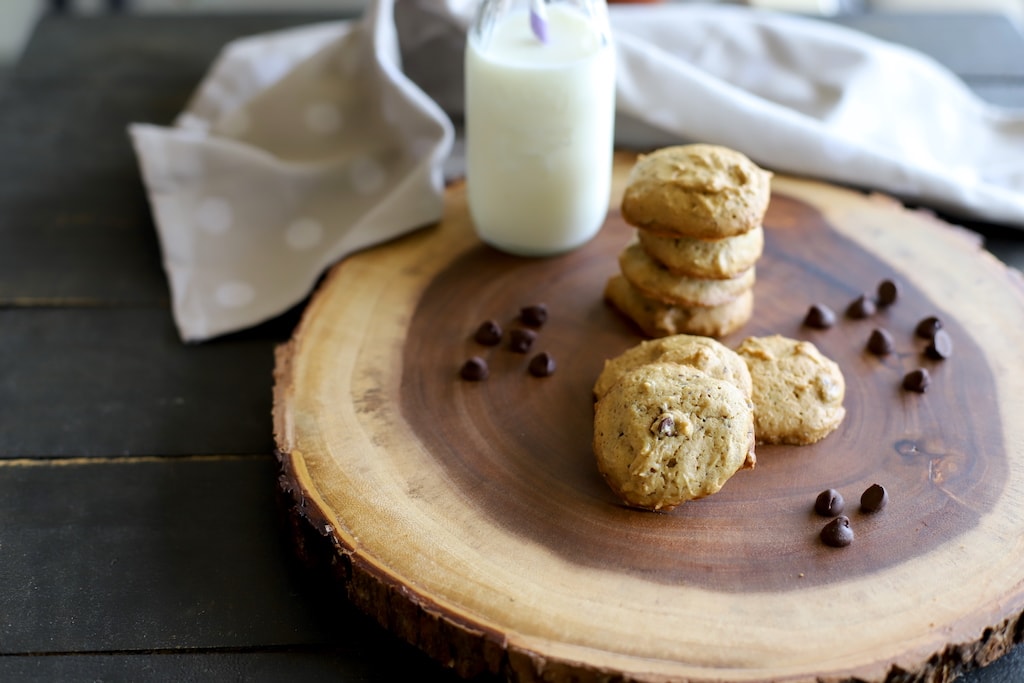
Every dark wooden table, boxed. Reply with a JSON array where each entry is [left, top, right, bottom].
[[1, 10, 1022, 682]]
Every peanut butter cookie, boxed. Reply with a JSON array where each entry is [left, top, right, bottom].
[[593, 362, 755, 511], [619, 242, 755, 307], [594, 334, 753, 401], [604, 274, 753, 339], [736, 334, 846, 445], [637, 225, 764, 280], [621, 144, 772, 239]]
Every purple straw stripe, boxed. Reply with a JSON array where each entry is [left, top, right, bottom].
[[530, 8, 549, 44]]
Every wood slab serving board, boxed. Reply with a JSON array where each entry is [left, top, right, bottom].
[[273, 153, 1024, 682]]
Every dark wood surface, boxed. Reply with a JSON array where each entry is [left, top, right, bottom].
[[2, 9, 1023, 682]]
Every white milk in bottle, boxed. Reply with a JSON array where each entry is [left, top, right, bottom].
[[465, 0, 615, 257]]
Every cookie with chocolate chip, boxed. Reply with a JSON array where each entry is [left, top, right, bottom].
[[593, 362, 755, 511]]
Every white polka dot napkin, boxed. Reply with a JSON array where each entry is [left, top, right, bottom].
[[129, 0, 453, 342]]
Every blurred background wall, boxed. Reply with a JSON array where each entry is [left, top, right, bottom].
[[1, 0, 1022, 77]]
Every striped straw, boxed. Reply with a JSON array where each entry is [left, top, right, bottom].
[[529, 0, 549, 44]]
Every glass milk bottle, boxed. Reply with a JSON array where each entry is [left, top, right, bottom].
[[465, 0, 616, 257]]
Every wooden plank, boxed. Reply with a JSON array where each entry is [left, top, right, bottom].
[[0, 457, 332, 652], [0, 85, 186, 172], [0, 85, 180, 302], [10, 14, 342, 86], [0, 649, 468, 683], [0, 202, 167, 304], [0, 307, 297, 457]]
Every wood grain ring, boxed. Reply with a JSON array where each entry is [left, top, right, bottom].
[[274, 155, 1024, 682]]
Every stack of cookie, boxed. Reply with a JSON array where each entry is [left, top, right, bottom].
[[606, 144, 772, 339]]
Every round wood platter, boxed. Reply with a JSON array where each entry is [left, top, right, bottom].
[[273, 153, 1024, 682]]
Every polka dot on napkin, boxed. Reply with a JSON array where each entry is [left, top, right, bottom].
[[215, 281, 256, 308]]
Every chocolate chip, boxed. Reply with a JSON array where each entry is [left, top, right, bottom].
[[846, 294, 877, 319], [866, 328, 894, 356], [460, 357, 489, 381], [877, 279, 899, 307], [803, 303, 837, 329], [473, 319, 503, 346], [860, 483, 888, 513], [528, 352, 556, 377], [902, 368, 930, 393], [814, 488, 845, 517], [508, 328, 537, 353], [653, 413, 677, 437], [925, 329, 953, 360], [520, 303, 548, 328], [820, 516, 854, 548], [915, 316, 942, 340]]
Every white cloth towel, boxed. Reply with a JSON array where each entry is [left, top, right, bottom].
[[130, 0, 1024, 342], [130, 1, 453, 341]]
